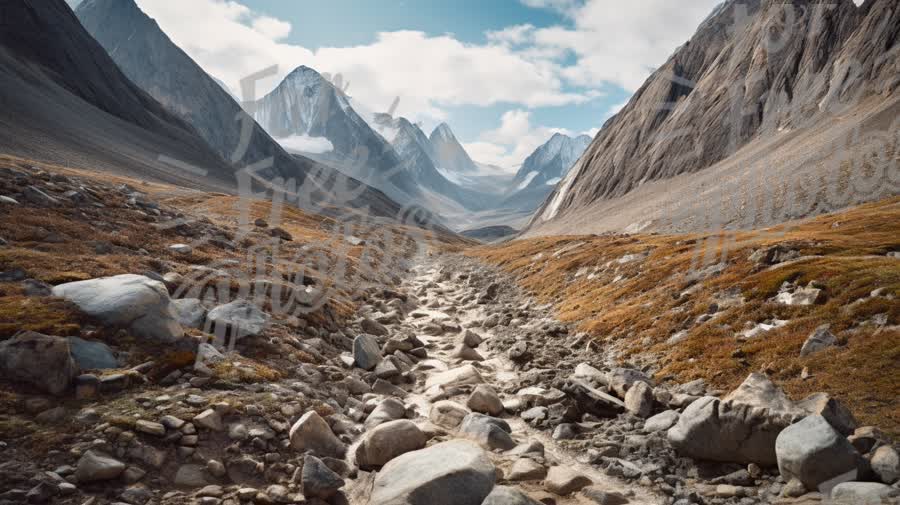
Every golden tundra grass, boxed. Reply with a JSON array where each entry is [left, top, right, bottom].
[[471, 197, 900, 435]]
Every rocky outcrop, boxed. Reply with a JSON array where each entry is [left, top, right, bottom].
[[52, 274, 183, 342]]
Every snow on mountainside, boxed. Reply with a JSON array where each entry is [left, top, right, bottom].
[[501, 133, 591, 213]]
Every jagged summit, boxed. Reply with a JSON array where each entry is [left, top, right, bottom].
[[428, 121, 478, 174]]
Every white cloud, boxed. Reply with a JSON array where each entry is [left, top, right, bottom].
[[486, 24, 535, 46], [527, 0, 723, 91], [464, 109, 573, 169], [135, 0, 598, 126], [251, 16, 292, 41], [275, 135, 334, 154]]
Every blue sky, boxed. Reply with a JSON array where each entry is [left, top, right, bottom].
[[69, 0, 721, 168]]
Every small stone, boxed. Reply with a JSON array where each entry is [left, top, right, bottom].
[[192, 409, 223, 432], [870, 445, 900, 484], [135, 420, 166, 437], [168, 243, 192, 255], [507, 458, 547, 481], [467, 385, 504, 416], [353, 334, 382, 371], [301, 455, 344, 499], [624, 381, 654, 418], [75, 451, 125, 483], [545, 466, 592, 495]]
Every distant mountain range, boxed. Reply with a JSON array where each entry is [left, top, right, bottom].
[[75, 0, 403, 219]]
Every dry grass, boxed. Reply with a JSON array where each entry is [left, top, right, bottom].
[[471, 197, 900, 435]]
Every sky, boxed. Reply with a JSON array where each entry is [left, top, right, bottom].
[[67, 0, 722, 169]]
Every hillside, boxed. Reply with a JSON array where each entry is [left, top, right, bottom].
[[529, 0, 899, 236]]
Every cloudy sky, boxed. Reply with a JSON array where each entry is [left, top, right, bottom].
[[68, 0, 721, 169]]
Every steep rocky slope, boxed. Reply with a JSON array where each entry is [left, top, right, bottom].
[[429, 123, 479, 174], [75, 0, 403, 219], [530, 0, 899, 236], [503, 133, 591, 213], [0, 0, 235, 191]]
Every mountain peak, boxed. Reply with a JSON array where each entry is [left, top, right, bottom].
[[430, 122, 455, 141], [428, 122, 477, 173]]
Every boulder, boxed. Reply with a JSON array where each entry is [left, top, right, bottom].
[[545, 466, 592, 495], [353, 334, 382, 371], [459, 413, 515, 451], [830, 482, 900, 504], [870, 445, 899, 484], [467, 385, 504, 416], [75, 451, 125, 482], [206, 299, 269, 338], [367, 440, 495, 505], [462, 330, 483, 348], [301, 455, 344, 499], [624, 381, 654, 418], [482, 486, 543, 505], [722, 373, 801, 415], [172, 298, 206, 329], [644, 410, 679, 432], [0, 331, 76, 395], [355, 420, 428, 470], [566, 381, 625, 418], [668, 396, 794, 465], [364, 398, 407, 428], [796, 392, 857, 436], [452, 343, 484, 361], [52, 274, 182, 341], [800, 325, 838, 356], [429, 400, 470, 429], [68, 336, 118, 370], [289, 411, 346, 459], [425, 365, 484, 390], [361, 318, 389, 336], [507, 458, 547, 481], [775, 415, 860, 490]]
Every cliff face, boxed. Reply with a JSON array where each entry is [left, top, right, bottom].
[[530, 0, 899, 234]]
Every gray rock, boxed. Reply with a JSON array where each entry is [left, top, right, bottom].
[[193, 409, 223, 432], [644, 410, 679, 432], [624, 381, 654, 418], [722, 373, 802, 415], [459, 413, 515, 451], [796, 392, 858, 436], [429, 400, 470, 429], [353, 334, 382, 371], [194, 343, 225, 375], [368, 440, 495, 505], [507, 458, 547, 481], [361, 317, 389, 336], [775, 415, 860, 490], [206, 299, 269, 338], [172, 298, 206, 329], [52, 274, 182, 342], [482, 486, 543, 505], [580, 487, 630, 504], [424, 365, 484, 389], [800, 325, 837, 356], [68, 336, 118, 370], [75, 451, 125, 482], [355, 420, 428, 470], [23, 186, 59, 206], [607, 368, 651, 398], [870, 445, 899, 484], [467, 385, 504, 416], [0, 331, 76, 395], [302, 455, 344, 499], [452, 343, 484, 361], [545, 466, 592, 495], [668, 395, 794, 465], [462, 330, 483, 348], [289, 411, 346, 459], [364, 398, 407, 428], [174, 464, 208, 487], [830, 482, 900, 504]]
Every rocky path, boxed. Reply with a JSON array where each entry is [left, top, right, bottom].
[[383, 255, 662, 504]]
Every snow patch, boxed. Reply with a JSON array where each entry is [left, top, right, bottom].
[[545, 177, 561, 186], [517, 171, 539, 190], [276, 135, 334, 154]]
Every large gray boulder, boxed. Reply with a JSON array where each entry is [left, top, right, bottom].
[[775, 415, 860, 490], [52, 274, 182, 341], [0, 331, 76, 395], [721, 373, 802, 415], [289, 411, 346, 459], [367, 440, 496, 505], [172, 298, 206, 329], [667, 396, 795, 465], [206, 299, 269, 339], [355, 420, 427, 470], [459, 413, 516, 451]]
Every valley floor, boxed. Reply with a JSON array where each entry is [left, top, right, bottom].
[[0, 157, 897, 505]]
